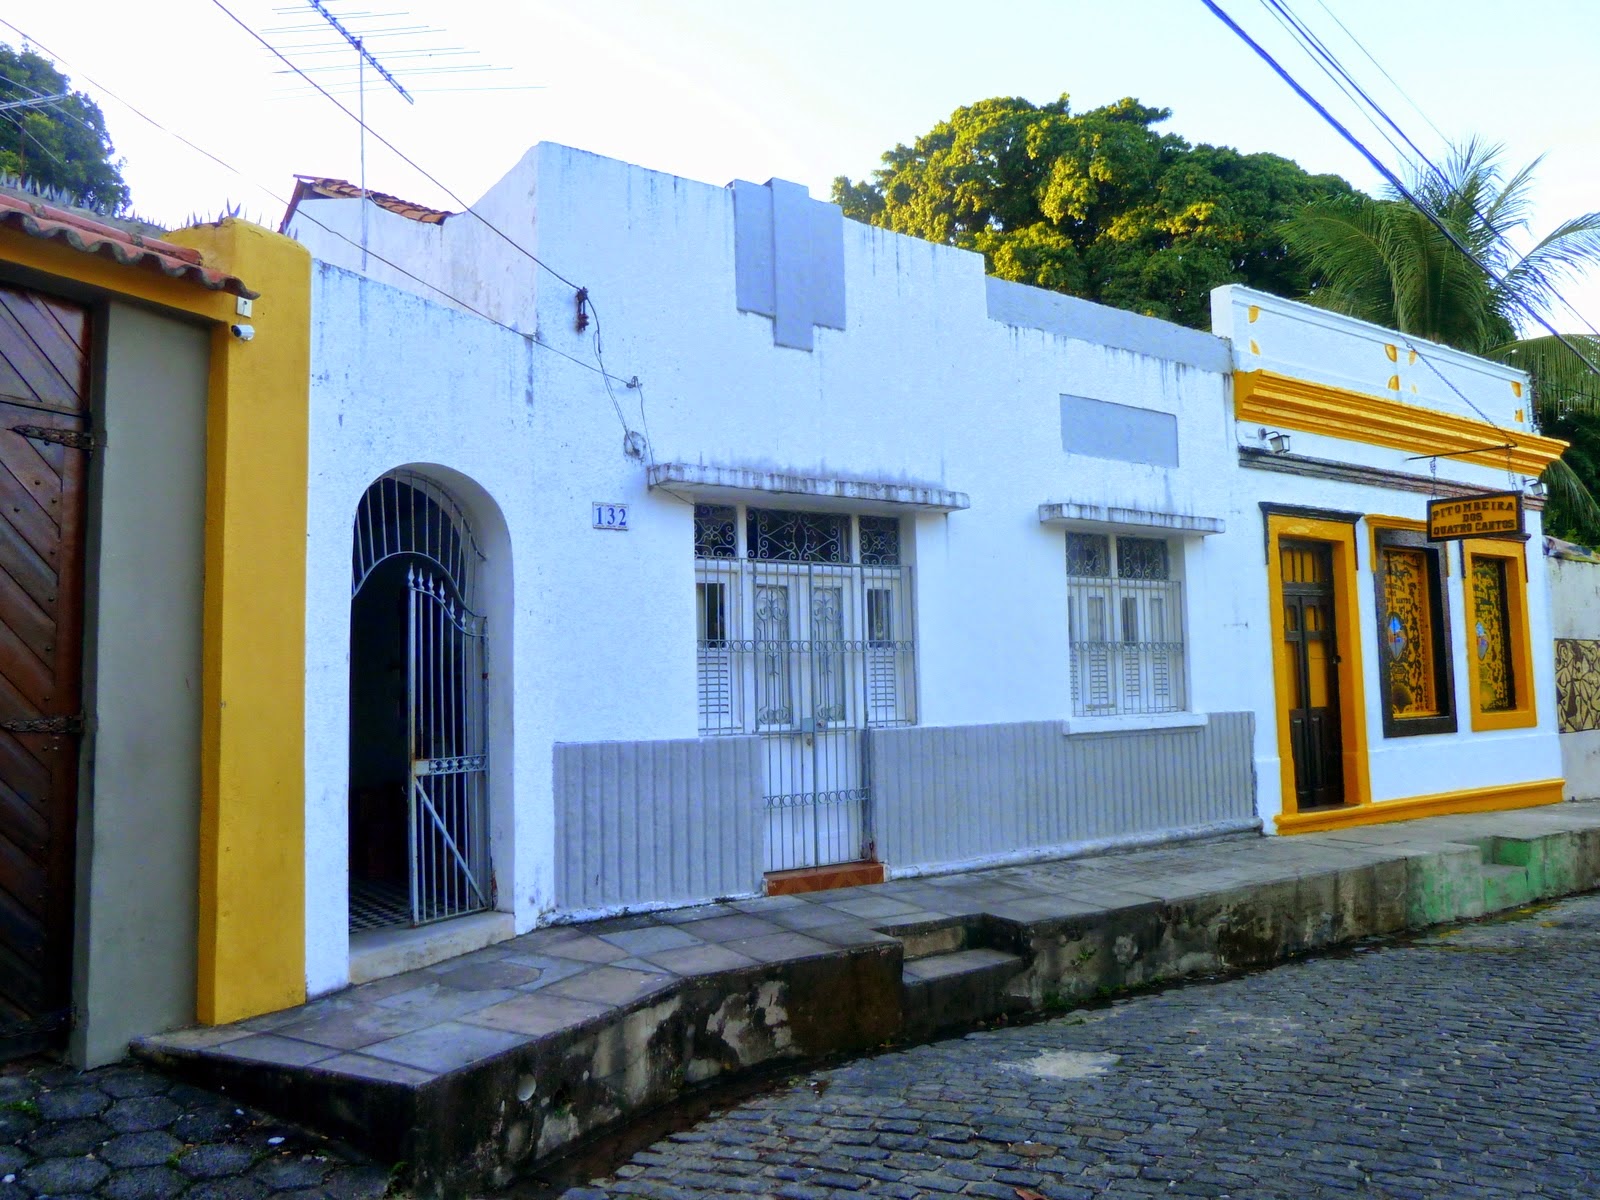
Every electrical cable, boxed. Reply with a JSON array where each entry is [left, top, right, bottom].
[[202, 2, 653, 453], [1254, 0, 1417, 172], [1199, 0, 1600, 386], [1255, 0, 1600, 347], [0, 15, 653, 450], [206, 0, 586, 294]]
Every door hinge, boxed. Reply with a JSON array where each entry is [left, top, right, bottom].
[[11, 425, 94, 451], [0, 714, 85, 735]]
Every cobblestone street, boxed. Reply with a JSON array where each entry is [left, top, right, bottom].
[[555, 892, 1600, 1199], [0, 1060, 388, 1200]]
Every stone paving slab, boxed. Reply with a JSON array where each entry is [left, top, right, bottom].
[[134, 800, 1600, 1198]]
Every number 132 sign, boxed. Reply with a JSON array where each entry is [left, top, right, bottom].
[[592, 502, 629, 531]]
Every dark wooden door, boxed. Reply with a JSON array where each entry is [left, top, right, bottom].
[[1280, 540, 1344, 810], [0, 283, 89, 1055]]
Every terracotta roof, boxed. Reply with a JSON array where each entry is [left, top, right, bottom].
[[0, 191, 257, 299], [281, 175, 453, 233]]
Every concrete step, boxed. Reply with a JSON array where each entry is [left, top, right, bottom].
[[901, 947, 1027, 1039], [1481, 862, 1534, 913]]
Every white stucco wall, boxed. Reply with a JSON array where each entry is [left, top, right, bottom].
[[1213, 287, 1561, 823], [296, 144, 1564, 993], [297, 145, 1257, 992]]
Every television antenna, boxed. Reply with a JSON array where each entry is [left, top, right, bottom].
[[263, 1, 536, 266]]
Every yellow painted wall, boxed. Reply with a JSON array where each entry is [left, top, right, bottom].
[[166, 220, 311, 1024]]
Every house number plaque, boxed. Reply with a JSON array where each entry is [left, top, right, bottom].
[[592, 502, 630, 531]]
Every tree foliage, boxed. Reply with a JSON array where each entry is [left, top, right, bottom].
[[0, 44, 129, 213], [832, 94, 1353, 330], [1280, 139, 1600, 541]]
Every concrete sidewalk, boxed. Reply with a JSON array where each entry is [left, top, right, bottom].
[[136, 801, 1600, 1198]]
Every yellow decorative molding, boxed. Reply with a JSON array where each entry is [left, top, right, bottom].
[[1276, 777, 1563, 835], [1235, 370, 1566, 475]]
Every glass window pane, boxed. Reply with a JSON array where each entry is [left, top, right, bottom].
[[1116, 536, 1169, 580], [694, 504, 737, 558], [1066, 533, 1110, 578], [859, 516, 900, 565], [1382, 547, 1440, 718], [1472, 556, 1516, 712]]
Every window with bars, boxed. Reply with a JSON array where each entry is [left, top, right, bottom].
[[693, 505, 915, 735], [1066, 532, 1186, 716]]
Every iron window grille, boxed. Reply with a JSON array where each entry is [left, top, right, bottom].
[[1066, 532, 1186, 716], [695, 508, 916, 736]]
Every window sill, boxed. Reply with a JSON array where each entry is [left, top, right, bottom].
[[1062, 712, 1209, 737]]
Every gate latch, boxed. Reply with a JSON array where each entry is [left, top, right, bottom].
[[0, 714, 86, 735]]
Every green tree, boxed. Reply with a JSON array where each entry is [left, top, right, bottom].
[[832, 94, 1353, 330], [1279, 139, 1600, 541], [0, 44, 129, 213]]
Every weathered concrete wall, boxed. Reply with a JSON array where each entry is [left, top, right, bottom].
[[872, 713, 1257, 873], [72, 302, 209, 1065], [552, 736, 764, 913]]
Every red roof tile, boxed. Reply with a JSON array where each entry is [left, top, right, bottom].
[[281, 175, 453, 233], [0, 192, 257, 299]]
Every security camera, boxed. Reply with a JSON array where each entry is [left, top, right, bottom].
[[230, 324, 255, 342]]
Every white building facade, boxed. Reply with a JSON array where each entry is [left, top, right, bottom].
[[283, 145, 1565, 997]]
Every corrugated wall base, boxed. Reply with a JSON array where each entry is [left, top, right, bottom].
[[872, 713, 1256, 873]]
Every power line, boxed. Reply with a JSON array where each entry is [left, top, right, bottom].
[[207, 0, 584, 294], [1200, 0, 1600, 387], [1255, 0, 1600, 348], [0, 16, 649, 449], [1307, 0, 1451, 147]]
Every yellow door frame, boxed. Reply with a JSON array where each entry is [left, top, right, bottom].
[[1265, 510, 1371, 824]]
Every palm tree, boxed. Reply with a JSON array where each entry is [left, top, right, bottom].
[[1280, 139, 1600, 540]]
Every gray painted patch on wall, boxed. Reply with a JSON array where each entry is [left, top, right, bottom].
[[733, 178, 845, 351], [986, 276, 1232, 373], [1061, 393, 1180, 467]]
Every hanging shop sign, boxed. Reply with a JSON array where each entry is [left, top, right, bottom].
[[1426, 491, 1524, 542]]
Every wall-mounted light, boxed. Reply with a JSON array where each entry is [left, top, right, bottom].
[[1259, 427, 1291, 455], [1525, 476, 1547, 498]]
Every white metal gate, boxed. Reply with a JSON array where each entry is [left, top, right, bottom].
[[697, 522, 916, 872], [407, 566, 491, 923]]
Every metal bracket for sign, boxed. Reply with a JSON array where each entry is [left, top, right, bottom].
[[11, 424, 95, 451], [1404, 442, 1516, 463]]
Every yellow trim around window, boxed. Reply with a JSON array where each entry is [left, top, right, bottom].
[[1462, 538, 1537, 731], [1265, 513, 1371, 819], [1236, 370, 1566, 476], [1366, 515, 1432, 573]]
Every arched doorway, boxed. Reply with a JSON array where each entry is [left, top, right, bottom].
[[348, 472, 491, 930]]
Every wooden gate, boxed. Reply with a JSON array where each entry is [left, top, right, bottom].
[[0, 283, 89, 1055]]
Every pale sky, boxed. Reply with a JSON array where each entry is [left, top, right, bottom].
[[8, 0, 1599, 333]]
